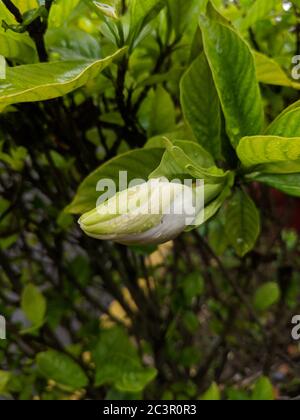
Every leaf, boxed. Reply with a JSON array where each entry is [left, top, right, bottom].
[[254, 282, 281, 311], [46, 28, 101, 60], [93, 327, 157, 392], [167, 0, 197, 36], [130, 0, 165, 36], [200, 382, 221, 400], [254, 52, 300, 90], [224, 189, 260, 257], [249, 173, 300, 197], [199, 16, 264, 148], [150, 138, 228, 184], [180, 53, 221, 157], [66, 148, 164, 214], [150, 140, 215, 180], [48, 0, 80, 28], [237, 135, 300, 167], [0, 2, 36, 62], [36, 351, 88, 390], [194, 180, 233, 227], [148, 86, 176, 137], [13, 0, 38, 13], [0, 32, 36, 62], [252, 377, 274, 401], [237, 0, 277, 31], [266, 107, 300, 137], [21, 284, 46, 328], [0, 48, 126, 112], [0, 371, 11, 394]]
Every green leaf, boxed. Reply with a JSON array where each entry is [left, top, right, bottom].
[[194, 180, 233, 227], [199, 16, 264, 148], [254, 52, 300, 90], [36, 350, 88, 390], [237, 135, 300, 167], [0, 48, 126, 112], [254, 282, 281, 312], [167, 0, 197, 36], [237, 0, 277, 31], [150, 139, 215, 180], [200, 382, 221, 400], [249, 173, 300, 197], [150, 138, 228, 184], [46, 28, 101, 60], [148, 86, 176, 137], [93, 327, 157, 392], [180, 53, 221, 157], [182, 272, 205, 303], [266, 107, 300, 138], [130, 0, 165, 37], [21, 284, 46, 328], [13, 0, 38, 13], [252, 377, 274, 401], [48, 0, 80, 28], [0, 32, 35, 62], [66, 147, 164, 214], [0, 370, 11, 394], [224, 189, 260, 257]]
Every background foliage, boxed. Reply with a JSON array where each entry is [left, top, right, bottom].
[[1, 0, 300, 400]]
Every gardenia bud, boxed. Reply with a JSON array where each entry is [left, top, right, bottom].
[[79, 179, 219, 245]]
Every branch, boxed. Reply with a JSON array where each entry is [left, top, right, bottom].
[[2, 0, 23, 23]]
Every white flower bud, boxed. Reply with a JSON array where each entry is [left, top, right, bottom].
[[79, 178, 218, 245]]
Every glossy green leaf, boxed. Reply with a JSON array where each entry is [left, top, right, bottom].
[[36, 350, 88, 390], [254, 282, 280, 311], [254, 52, 300, 89], [199, 16, 264, 148], [48, 0, 80, 28], [248, 173, 300, 197], [66, 147, 164, 214], [180, 53, 221, 157], [0, 48, 125, 112], [21, 284, 46, 328], [237, 135, 300, 167], [252, 377, 274, 401], [224, 189, 260, 257]]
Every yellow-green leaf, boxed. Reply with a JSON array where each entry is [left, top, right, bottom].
[[237, 135, 300, 167], [48, 0, 81, 28], [236, 0, 277, 31], [254, 52, 300, 90], [0, 48, 126, 112]]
